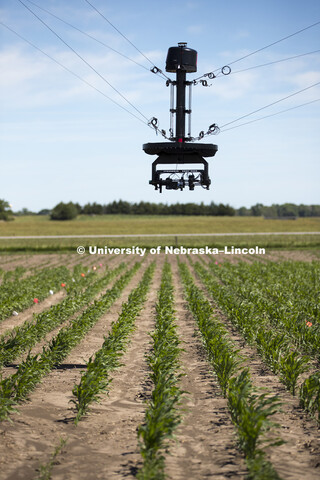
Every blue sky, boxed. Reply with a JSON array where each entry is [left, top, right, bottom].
[[0, 0, 319, 211]]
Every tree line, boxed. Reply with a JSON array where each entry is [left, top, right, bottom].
[[47, 201, 320, 220], [2, 199, 319, 221]]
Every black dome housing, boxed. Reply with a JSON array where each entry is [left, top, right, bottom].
[[166, 42, 197, 73]]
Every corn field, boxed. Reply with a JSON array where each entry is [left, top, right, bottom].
[[0, 251, 319, 480]]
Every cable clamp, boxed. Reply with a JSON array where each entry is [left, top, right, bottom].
[[148, 117, 158, 127], [207, 123, 220, 135], [148, 117, 159, 134]]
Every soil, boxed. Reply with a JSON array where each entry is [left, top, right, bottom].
[[0, 252, 319, 480]]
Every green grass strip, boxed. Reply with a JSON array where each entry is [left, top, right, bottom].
[[137, 261, 184, 480], [178, 261, 283, 480], [0, 262, 141, 421], [71, 261, 156, 423]]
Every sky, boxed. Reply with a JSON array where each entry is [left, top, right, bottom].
[[0, 0, 319, 212]]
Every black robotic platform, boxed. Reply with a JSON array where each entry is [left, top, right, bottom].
[[143, 142, 218, 192]]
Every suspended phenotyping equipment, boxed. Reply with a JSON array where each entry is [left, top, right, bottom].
[[143, 43, 218, 193]]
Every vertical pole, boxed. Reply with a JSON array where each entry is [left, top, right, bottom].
[[187, 83, 192, 138], [175, 68, 186, 143], [170, 82, 174, 138]]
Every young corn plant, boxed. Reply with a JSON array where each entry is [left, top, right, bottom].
[[137, 262, 184, 480], [299, 372, 320, 423], [227, 370, 283, 460], [71, 261, 155, 423], [278, 350, 309, 396]]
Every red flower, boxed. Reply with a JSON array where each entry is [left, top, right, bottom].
[[61, 283, 66, 287], [33, 298, 39, 304]]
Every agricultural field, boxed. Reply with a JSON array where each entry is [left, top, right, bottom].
[[0, 215, 320, 251], [0, 248, 319, 480]]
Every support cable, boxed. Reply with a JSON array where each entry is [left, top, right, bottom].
[[24, 0, 150, 71], [220, 81, 320, 129], [195, 20, 320, 81], [17, 0, 150, 122], [196, 81, 320, 139], [0, 21, 148, 126], [229, 49, 320, 75], [83, 0, 172, 82], [83, 0, 154, 66], [220, 98, 320, 132], [1, 21, 168, 137]]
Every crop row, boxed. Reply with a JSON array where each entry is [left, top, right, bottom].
[[178, 261, 283, 480], [196, 261, 310, 394], [137, 261, 184, 480], [210, 260, 320, 360], [0, 266, 26, 284], [0, 265, 72, 321], [0, 263, 126, 366], [72, 261, 156, 423], [195, 260, 320, 422], [0, 261, 141, 421]]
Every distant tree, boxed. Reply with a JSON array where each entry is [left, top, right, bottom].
[[117, 200, 132, 214], [50, 202, 78, 220], [277, 203, 298, 218], [0, 199, 13, 221], [74, 203, 83, 215], [15, 207, 36, 216], [207, 202, 219, 216], [157, 203, 170, 215], [217, 203, 235, 216], [237, 206, 250, 216], [261, 204, 279, 218], [311, 205, 320, 217], [83, 202, 103, 215], [38, 209, 51, 216], [251, 203, 264, 216]]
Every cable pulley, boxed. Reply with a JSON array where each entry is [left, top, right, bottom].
[[221, 65, 231, 75], [193, 65, 231, 83]]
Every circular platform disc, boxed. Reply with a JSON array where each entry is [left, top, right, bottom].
[[143, 142, 218, 157]]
